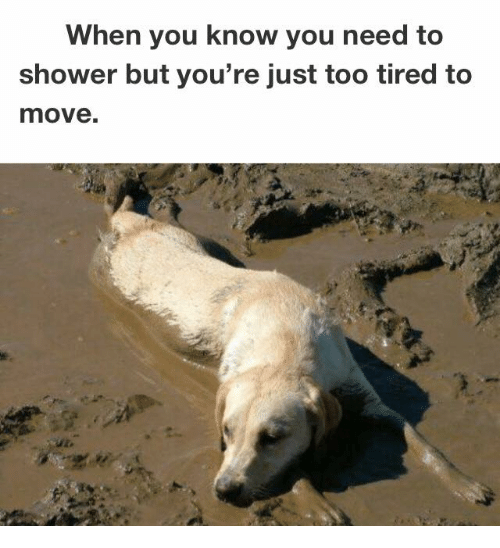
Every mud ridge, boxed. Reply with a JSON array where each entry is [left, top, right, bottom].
[[323, 247, 442, 369], [439, 222, 500, 333], [55, 163, 500, 244], [51, 163, 500, 204], [322, 221, 500, 369]]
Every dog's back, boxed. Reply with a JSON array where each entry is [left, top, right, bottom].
[[91, 206, 329, 372], [91, 209, 244, 357]]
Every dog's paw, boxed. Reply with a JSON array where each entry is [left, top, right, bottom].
[[452, 475, 495, 505], [303, 496, 350, 526], [290, 478, 350, 525]]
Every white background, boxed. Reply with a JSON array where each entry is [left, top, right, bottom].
[[0, 523, 490, 544], [0, 0, 499, 162]]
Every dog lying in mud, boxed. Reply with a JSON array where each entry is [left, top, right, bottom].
[[90, 192, 494, 525]]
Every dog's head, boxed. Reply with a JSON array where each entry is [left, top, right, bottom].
[[213, 368, 342, 506]]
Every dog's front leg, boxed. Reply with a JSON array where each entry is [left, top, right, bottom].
[[291, 476, 351, 525]]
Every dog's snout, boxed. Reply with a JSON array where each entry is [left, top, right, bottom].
[[215, 475, 244, 503]]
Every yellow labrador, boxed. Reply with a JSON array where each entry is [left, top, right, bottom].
[[91, 195, 494, 524]]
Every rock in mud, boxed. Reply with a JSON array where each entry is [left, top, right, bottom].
[[440, 222, 500, 333], [323, 247, 442, 369]]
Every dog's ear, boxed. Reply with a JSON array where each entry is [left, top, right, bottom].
[[215, 381, 231, 436], [301, 376, 342, 446]]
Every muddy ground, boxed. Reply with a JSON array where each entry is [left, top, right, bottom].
[[1, 163, 499, 525]]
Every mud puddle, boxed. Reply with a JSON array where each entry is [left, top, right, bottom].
[[1, 164, 499, 525]]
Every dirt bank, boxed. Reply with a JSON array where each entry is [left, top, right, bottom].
[[1, 164, 499, 525]]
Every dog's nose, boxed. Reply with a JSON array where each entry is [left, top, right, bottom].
[[215, 475, 244, 503]]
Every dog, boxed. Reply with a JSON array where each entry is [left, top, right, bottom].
[[90, 191, 494, 525]]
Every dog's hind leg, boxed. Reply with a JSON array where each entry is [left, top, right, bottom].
[[104, 173, 139, 218], [360, 400, 494, 505], [148, 195, 182, 226], [330, 327, 494, 505]]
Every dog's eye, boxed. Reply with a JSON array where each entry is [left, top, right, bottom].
[[223, 425, 231, 439], [258, 431, 282, 446]]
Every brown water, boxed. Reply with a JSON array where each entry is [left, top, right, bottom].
[[0, 165, 498, 525]]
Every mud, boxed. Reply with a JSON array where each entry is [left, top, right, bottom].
[[0, 406, 43, 450], [1, 164, 499, 526], [322, 247, 442, 369], [52, 163, 500, 242], [393, 515, 477, 526], [440, 222, 500, 333], [0, 480, 127, 526], [320, 221, 500, 370]]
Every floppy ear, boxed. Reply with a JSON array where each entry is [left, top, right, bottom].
[[215, 381, 231, 436], [301, 376, 342, 446]]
